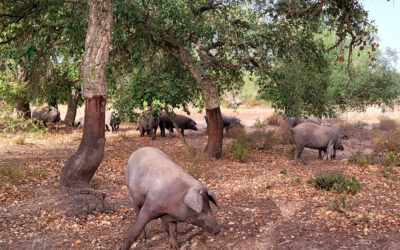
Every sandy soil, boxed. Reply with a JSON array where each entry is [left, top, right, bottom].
[[0, 106, 399, 249]]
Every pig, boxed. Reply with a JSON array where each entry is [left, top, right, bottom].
[[286, 116, 321, 127], [74, 110, 120, 132], [291, 122, 345, 164], [137, 111, 159, 140], [31, 106, 60, 127], [204, 115, 242, 134], [159, 113, 198, 137], [105, 110, 118, 133], [121, 147, 220, 250], [111, 112, 121, 131], [74, 116, 84, 129]]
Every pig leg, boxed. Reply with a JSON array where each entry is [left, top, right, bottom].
[[180, 128, 185, 136], [152, 127, 157, 140], [326, 141, 334, 161], [132, 204, 147, 241], [295, 145, 304, 165], [160, 126, 166, 137], [318, 149, 323, 159], [161, 216, 179, 249], [120, 202, 157, 250]]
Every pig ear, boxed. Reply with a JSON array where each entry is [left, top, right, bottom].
[[207, 188, 220, 209], [184, 188, 203, 213]]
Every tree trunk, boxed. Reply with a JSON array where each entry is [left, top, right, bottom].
[[60, 0, 112, 187], [15, 96, 31, 119], [64, 93, 80, 127], [159, 42, 224, 158], [205, 107, 223, 158], [60, 96, 106, 186]]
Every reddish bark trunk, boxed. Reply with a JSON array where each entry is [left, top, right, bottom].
[[64, 93, 80, 127], [60, 96, 106, 187], [205, 107, 223, 158], [59, 0, 112, 187]]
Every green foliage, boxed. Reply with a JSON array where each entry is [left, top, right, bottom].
[[348, 152, 374, 168], [0, 164, 22, 183], [308, 173, 361, 195], [0, 72, 28, 106], [110, 54, 201, 121], [0, 107, 44, 134], [228, 139, 252, 163], [373, 127, 400, 166], [354, 214, 370, 224], [262, 130, 280, 150], [286, 146, 296, 160], [32, 167, 43, 177]]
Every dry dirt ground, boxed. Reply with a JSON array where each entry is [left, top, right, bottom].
[[1, 107, 400, 249]]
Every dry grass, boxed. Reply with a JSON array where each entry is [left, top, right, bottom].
[[377, 115, 398, 131]]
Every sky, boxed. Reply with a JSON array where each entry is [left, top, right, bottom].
[[361, 0, 400, 70]]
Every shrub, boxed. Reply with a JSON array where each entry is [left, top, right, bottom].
[[373, 128, 400, 166], [267, 112, 284, 126], [348, 152, 374, 168], [286, 145, 296, 160], [354, 214, 370, 224], [262, 130, 280, 149], [0, 164, 22, 183], [32, 167, 43, 177], [254, 118, 267, 128], [227, 123, 246, 139], [13, 135, 25, 145], [0, 111, 44, 134], [229, 139, 252, 162], [278, 123, 293, 145], [308, 172, 361, 195], [378, 116, 398, 131], [338, 121, 366, 138]]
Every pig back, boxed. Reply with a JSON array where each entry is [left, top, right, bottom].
[[292, 122, 336, 149], [126, 147, 199, 195]]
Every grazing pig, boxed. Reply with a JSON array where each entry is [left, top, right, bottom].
[[121, 147, 220, 250], [291, 122, 345, 164], [105, 110, 118, 133], [159, 113, 198, 137], [31, 106, 60, 127], [74, 116, 84, 129], [111, 112, 121, 131], [137, 111, 159, 140], [204, 115, 242, 134]]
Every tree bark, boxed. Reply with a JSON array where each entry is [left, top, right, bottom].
[[15, 96, 31, 119], [64, 92, 80, 127], [60, 0, 112, 187], [159, 41, 224, 158], [205, 107, 223, 158], [60, 96, 106, 186]]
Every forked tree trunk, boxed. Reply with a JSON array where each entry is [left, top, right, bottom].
[[60, 0, 112, 187], [160, 42, 224, 158], [15, 96, 31, 119], [64, 93, 80, 127]]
